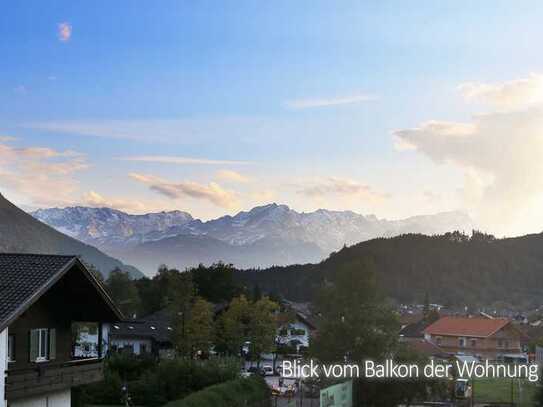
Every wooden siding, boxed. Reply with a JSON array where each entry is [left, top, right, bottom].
[[5, 358, 103, 400]]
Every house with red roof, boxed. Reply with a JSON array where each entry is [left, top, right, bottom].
[[423, 316, 525, 361]]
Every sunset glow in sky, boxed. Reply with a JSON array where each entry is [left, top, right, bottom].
[[2, 1, 543, 236]]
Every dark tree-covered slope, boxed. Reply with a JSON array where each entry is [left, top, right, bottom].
[[236, 231, 543, 307], [0, 194, 142, 278]]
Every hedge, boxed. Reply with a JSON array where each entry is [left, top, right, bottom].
[[74, 355, 241, 407], [163, 376, 270, 407]]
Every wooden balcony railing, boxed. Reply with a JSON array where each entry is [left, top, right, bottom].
[[5, 358, 104, 400]]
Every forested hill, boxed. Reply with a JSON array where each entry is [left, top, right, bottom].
[[235, 231, 543, 308], [0, 193, 142, 279]]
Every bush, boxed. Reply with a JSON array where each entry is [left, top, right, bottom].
[[76, 355, 242, 407], [163, 376, 270, 407], [130, 358, 240, 405]]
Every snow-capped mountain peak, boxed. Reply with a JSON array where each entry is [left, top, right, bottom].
[[32, 204, 474, 274]]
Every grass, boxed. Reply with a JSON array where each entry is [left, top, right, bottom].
[[472, 377, 539, 406]]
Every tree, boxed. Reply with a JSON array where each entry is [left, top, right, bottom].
[[423, 291, 430, 319], [106, 268, 141, 318], [311, 259, 398, 363], [164, 269, 195, 357], [252, 284, 262, 302], [247, 297, 278, 367], [190, 262, 241, 303], [183, 297, 214, 358], [311, 259, 401, 405], [216, 295, 252, 356]]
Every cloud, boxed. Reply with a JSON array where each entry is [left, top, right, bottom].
[[81, 190, 151, 213], [394, 75, 543, 234], [297, 177, 389, 202], [0, 136, 16, 142], [458, 74, 543, 110], [58, 22, 72, 42], [14, 85, 27, 95], [24, 119, 260, 143], [216, 169, 250, 183], [285, 93, 376, 109], [121, 155, 251, 165], [0, 141, 88, 207], [129, 173, 239, 209]]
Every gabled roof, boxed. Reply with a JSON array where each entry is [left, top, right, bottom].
[[424, 316, 511, 338], [0, 253, 122, 331], [400, 319, 432, 338]]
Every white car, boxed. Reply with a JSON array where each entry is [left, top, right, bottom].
[[262, 365, 275, 376]]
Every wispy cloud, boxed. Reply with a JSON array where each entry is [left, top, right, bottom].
[[216, 169, 250, 183], [121, 155, 252, 165], [458, 74, 543, 110], [81, 190, 151, 213], [129, 173, 239, 209], [14, 85, 27, 95], [23, 119, 256, 143], [58, 22, 72, 42], [0, 136, 16, 142], [285, 92, 376, 109], [296, 177, 389, 202]]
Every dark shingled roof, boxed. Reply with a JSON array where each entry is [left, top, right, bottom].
[[111, 308, 174, 344], [0, 253, 122, 331]]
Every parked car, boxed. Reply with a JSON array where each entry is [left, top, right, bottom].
[[262, 365, 275, 376], [248, 366, 265, 376], [240, 370, 254, 378]]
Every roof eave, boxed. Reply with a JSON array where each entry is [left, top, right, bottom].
[[0, 257, 78, 332]]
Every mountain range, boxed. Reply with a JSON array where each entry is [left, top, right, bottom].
[[0, 194, 142, 278], [32, 203, 474, 275]]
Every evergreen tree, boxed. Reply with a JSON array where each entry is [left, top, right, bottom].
[[106, 268, 141, 318]]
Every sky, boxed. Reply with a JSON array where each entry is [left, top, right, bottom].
[[2, 1, 543, 236]]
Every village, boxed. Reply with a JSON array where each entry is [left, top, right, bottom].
[[3, 2, 543, 406], [2, 253, 543, 406]]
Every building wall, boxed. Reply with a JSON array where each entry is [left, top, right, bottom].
[[427, 325, 522, 360], [1, 328, 7, 407], [277, 320, 311, 350], [9, 389, 70, 407], [8, 293, 73, 370], [111, 337, 153, 355]]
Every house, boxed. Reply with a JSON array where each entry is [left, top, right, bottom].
[[110, 308, 175, 359], [0, 254, 122, 407], [402, 337, 450, 360], [276, 302, 317, 354], [423, 316, 525, 361], [399, 318, 434, 339]]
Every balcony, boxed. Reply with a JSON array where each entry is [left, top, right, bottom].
[[5, 358, 104, 400]]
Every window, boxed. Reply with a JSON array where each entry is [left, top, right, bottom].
[[7, 335, 15, 362], [30, 328, 56, 362], [498, 339, 504, 348], [470, 339, 477, 348], [140, 343, 147, 353], [436, 336, 442, 345], [459, 337, 466, 348]]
